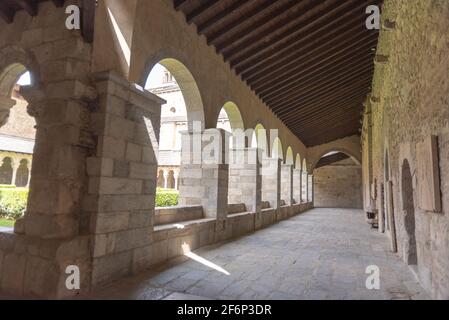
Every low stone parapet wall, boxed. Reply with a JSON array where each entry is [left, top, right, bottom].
[[154, 206, 203, 226]]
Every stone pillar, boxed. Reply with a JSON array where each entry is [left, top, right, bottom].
[[308, 175, 314, 203], [302, 171, 308, 203], [174, 171, 179, 190], [0, 96, 16, 127], [85, 71, 164, 287], [179, 129, 229, 221], [163, 170, 168, 189], [261, 157, 281, 209], [10, 159, 19, 186], [281, 164, 293, 205], [228, 147, 262, 214], [293, 168, 302, 203], [1, 41, 97, 297], [26, 163, 32, 188]]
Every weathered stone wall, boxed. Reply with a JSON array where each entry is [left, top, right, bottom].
[[314, 159, 363, 209], [0, 0, 96, 298], [363, 0, 449, 299]]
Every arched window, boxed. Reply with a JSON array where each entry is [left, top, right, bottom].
[[0, 64, 35, 229], [272, 137, 283, 160], [145, 59, 205, 206]]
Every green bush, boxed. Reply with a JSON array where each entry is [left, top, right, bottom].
[[156, 188, 179, 207], [0, 184, 16, 189], [0, 187, 28, 220]]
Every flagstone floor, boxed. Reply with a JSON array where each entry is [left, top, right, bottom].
[[82, 208, 429, 300]]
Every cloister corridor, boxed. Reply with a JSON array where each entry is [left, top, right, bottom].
[[75, 208, 428, 300]]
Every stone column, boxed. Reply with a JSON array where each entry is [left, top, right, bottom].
[[10, 158, 19, 186], [293, 168, 302, 204], [228, 147, 262, 214], [308, 174, 314, 203], [281, 164, 293, 206], [85, 71, 164, 287], [1, 37, 97, 298], [174, 170, 179, 190], [179, 129, 229, 221], [163, 170, 169, 189], [0, 96, 16, 127], [261, 157, 281, 209], [26, 163, 32, 188], [17, 80, 97, 239], [302, 171, 308, 203]]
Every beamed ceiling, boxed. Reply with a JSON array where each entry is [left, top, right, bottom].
[[174, 0, 382, 146], [0, 0, 95, 42]]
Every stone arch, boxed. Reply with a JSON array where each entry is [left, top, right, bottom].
[[0, 46, 39, 128], [401, 159, 418, 266], [0, 45, 40, 96], [302, 158, 308, 172], [285, 147, 294, 165], [295, 154, 301, 170], [167, 170, 175, 189], [157, 169, 164, 188], [307, 135, 362, 173], [217, 101, 248, 148], [144, 58, 205, 131], [15, 159, 30, 187], [251, 123, 269, 157], [272, 137, 283, 160], [217, 101, 245, 131], [309, 148, 361, 173], [0, 157, 13, 185]]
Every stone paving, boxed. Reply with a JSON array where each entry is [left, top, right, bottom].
[[83, 208, 429, 300]]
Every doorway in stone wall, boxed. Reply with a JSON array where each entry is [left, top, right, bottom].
[[379, 182, 385, 233], [0, 66, 35, 230], [384, 150, 397, 252], [401, 159, 418, 266]]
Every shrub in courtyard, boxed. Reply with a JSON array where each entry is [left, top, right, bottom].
[[156, 188, 179, 207], [0, 187, 28, 220]]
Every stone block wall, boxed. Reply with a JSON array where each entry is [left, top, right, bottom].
[[281, 164, 293, 205], [0, 0, 95, 298], [261, 158, 281, 209], [314, 159, 363, 209], [293, 169, 302, 203], [84, 71, 164, 287], [178, 130, 229, 221], [228, 148, 262, 214], [363, 0, 449, 299]]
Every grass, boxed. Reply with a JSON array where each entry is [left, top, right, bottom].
[[0, 218, 14, 228]]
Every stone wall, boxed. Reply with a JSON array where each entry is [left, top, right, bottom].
[[362, 0, 449, 299], [314, 159, 363, 209]]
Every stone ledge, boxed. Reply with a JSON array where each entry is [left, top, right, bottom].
[[93, 71, 166, 105]]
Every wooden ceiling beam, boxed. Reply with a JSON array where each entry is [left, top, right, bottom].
[[241, 14, 371, 82], [229, 0, 368, 68], [197, 0, 252, 34], [273, 78, 371, 117], [207, 0, 278, 45], [216, 0, 310, 52], [279, 91, 368, 125], [262, 55, 374, 104], [267, 67, 373, 111], [186, 0, 221, 24], [255, 40, 376, 98]]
